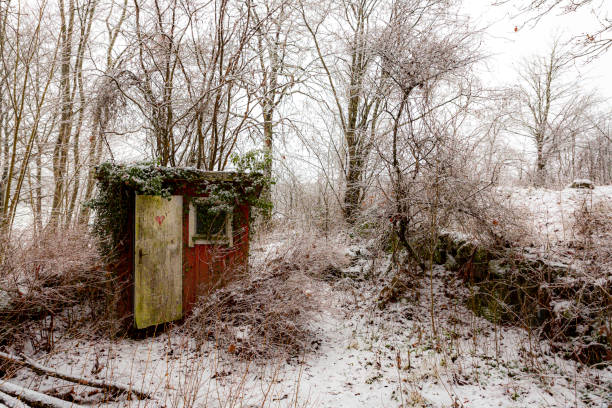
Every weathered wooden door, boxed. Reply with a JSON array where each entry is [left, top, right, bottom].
[[134, 195, 183, 329]]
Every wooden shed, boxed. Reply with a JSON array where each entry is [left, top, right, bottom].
[[93, 164, 258, 330]]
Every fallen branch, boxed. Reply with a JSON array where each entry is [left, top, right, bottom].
[[0, 390, 30, 408], [0, 382, 79, 408], [0, 352, 150, 400]]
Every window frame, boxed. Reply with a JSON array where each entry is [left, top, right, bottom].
[[188, 199, 233, 247]]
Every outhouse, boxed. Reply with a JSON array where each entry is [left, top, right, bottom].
[[93, 164, 257, 330]]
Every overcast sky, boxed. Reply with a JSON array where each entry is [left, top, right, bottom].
[[468, 0, 612, 100]]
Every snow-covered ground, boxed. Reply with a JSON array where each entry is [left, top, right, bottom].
[[9, 266, 611, 407], [5, 186, 612, 408], [502, 184, 612, 247]]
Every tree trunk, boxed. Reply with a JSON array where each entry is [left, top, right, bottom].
[[535, 142, 546, 186], [50, 0, 75, 229], [261, 107, 274, 220], [0, 352, 150, 400]]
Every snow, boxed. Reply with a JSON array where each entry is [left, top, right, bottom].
[[6, 186, 612, 408], [10, 265, 611, 408], [551, 300, 572, 315], [501, 185, 612, 247]]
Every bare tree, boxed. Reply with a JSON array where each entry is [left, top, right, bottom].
[[301, 0, 388, 223], [497, 0, 611, 58], [183, 0, 260, 171], [78, 0, 130, 225], [113, 0, 257, 170], [372, 0, 482, 338], [568, 111, 612, 184], [128, 0, 187, 167], [0, 1, 58, 235], [49, 0, 98, 228], [249, 0, 304, 216], [514, 42, 594, 186]]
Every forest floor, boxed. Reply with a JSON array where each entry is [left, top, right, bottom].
[[5, 185, 612, 408]]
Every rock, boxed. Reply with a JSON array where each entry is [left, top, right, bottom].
[[455, 242, 475, 265], [378, 273, 419, 308], [0, 289, 10, 310], [569, 179, 594, 189], [438, 232, 466, 257], [487, 259, 510, 278], [472, 247, 492, 279], [433, 245, 446, 265], [445, 254, 458, 271]]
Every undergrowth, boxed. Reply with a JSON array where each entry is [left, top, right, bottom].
[[0, 228, 117, 357], [185, 233, 342, 359]]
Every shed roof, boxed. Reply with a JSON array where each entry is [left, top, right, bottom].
[[95, 163, 238, 184]]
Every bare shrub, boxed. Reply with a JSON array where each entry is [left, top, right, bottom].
[[553, 199, 612, 364], [186, 233, 342, 359], [447, 198, 611, 365], [573, 200, 612, 272], [0, 227, 117, 354]]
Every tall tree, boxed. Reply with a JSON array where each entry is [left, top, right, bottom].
[[375, 0, 481, 261], [117, 0, 256, 170], [515, 42, 594, 186], [250, 0, 303, 216], [78, 0, 130, 225], [301, 0, 387, 223], [49, 0, 98, 228], [0, 0, 58, 235]]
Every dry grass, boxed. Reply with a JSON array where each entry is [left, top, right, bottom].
[[560, 199, 612, 364], [0, 227, 117, 354], [186, 232, 344, 360], [573, 200, 612, 272]]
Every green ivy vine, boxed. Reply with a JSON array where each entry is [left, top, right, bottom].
[[87, 150, 273, 258]]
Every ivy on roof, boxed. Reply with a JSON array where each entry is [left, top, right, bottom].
[[87, 151, 272, 259]]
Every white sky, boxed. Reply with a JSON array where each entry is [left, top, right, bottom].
[[466, 0, 612, 100]]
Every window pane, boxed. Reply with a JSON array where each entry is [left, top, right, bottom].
[[195, 204, 226, 238]]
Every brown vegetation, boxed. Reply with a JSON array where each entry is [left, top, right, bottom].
[[0, 228, 116, 354], [186, 233, 343, 359]]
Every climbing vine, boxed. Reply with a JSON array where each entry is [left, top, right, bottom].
[[87, 151, 273, 258], [200, 150, 274, 215]]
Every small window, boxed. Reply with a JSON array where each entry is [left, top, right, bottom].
[[189, 199, 233, 246]]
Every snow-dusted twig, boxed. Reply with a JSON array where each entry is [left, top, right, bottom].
[[0, 382, 79, 408], [0, 390, 30, 408], [0, 352, 150, 400]]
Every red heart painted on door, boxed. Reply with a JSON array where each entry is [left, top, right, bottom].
[[155, 215, 165, 226]]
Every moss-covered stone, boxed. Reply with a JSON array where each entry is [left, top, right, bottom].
[[433, 245, 447, 265], [444, 253, 459, 271], [455, 242, 475, 265], [438, 231, 610, 365]]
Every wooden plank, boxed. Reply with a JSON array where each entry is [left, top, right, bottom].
[[134, 195, 183, 329]]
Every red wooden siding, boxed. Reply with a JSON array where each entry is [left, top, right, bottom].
[[113, 179, 252, 329], [182, 201, 250, 314]]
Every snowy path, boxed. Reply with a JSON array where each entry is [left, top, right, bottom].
[[8, 269, 611, 408]]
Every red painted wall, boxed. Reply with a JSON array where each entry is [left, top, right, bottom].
[[181, 199, 250, 315]]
